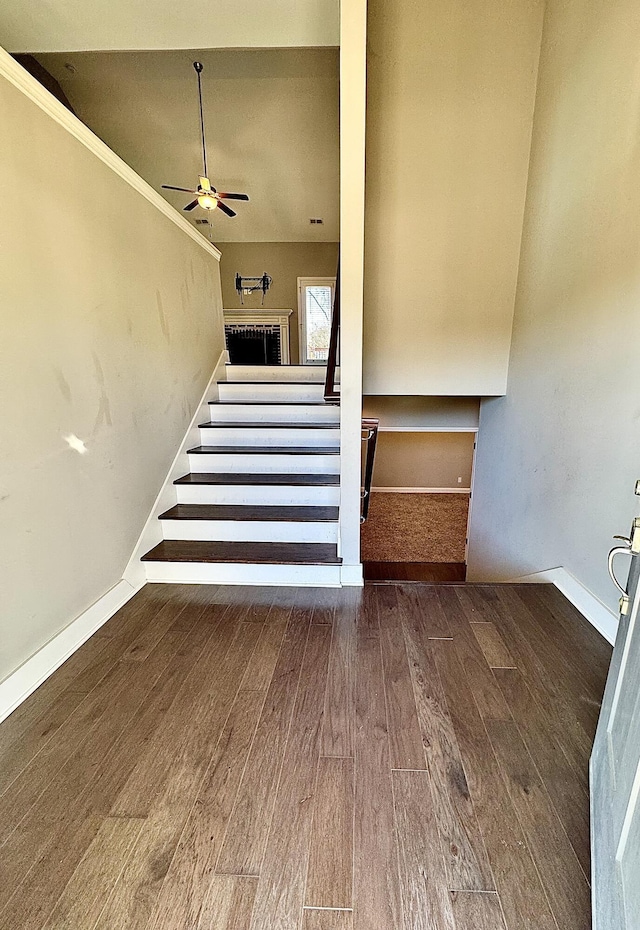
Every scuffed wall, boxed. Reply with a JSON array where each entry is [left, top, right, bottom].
[[0, 71, 224, 683]]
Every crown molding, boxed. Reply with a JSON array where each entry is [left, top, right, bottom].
[[0, 45, 221, 262]]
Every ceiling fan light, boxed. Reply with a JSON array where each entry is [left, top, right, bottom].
[[197, 194, 217, 210]]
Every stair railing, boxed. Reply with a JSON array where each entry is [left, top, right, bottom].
[[324, 260, 340, 403], [361, 418, 379, 523], [324, 259, 378, 521]]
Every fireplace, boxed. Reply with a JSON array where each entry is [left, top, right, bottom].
[[226, 325, 281, 364], [223, 309, 292, 365]]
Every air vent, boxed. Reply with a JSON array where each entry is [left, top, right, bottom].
[[194, 218, 209, 225], [309, 218, 324, 225]]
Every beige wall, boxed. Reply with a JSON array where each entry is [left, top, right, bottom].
[[220, 241, 339, 363], [373, 432, 474, 490], [363, 0, 544, 395], [468, 0, 640, 613], [37, 48, 340, 246], [0, 71, 225, 684], [0, 0, 340, 53]]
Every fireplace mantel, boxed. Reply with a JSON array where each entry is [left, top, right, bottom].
[[223, 309, 293, 364]]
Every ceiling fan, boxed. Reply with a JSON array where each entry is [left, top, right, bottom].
[[162, 61, 249, 218]]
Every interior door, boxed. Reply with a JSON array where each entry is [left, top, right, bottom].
[[591, 489, 640, 929], [297, 277, 336, 365]]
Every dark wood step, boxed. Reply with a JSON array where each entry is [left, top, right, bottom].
[[141, 540, 341, 565], [159, 504, 339, 522], [187, 445, 339, 456], [208, 400, 335, 407], [198, 421, 338, 430], [219, 380, 326, 385], [364, 561, 467, 582], [174, 473, 340, 487], [225, 363, 325, 368]]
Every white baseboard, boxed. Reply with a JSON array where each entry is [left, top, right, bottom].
[[0, 579, 140, 725], [512, 566, 618, 645], [371, 487, 471, 494], [341, 563, 364, 586], [123, 350, 228, 588]]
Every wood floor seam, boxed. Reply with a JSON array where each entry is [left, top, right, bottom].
[[215, 594, 313, 877], [0, 587, 182, 793], [0, 623, 199, 853], [143, 627, 268, 929], [301, 750, 323, 913], [0, 625, 199, 924], [0, 582, 604, 930]]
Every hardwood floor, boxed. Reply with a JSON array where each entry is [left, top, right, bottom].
[[0, 582, 611, 929]]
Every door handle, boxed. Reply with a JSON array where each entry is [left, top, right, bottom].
[[608, 545, 632, 596]]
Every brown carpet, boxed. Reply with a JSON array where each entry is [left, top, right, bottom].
[[360, 492, 469, 562]]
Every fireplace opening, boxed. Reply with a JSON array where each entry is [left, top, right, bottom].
[[225, 324, 282, 365]]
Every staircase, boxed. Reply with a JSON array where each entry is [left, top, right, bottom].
[[141, 365, 342, 585]]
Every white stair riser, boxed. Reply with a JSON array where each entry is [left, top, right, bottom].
[[225, 365, 329, 383], [198, 427, 340, 447], [208, 404, 339, 423], [144, 561, 341, 585], [188, 452, 340, 474], [218, 383, 325, 402], [160, 519, 338, 544], [175, 484, 339, 506]]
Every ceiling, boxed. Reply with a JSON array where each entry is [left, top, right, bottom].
[[34, 47, 340, 243], [0, 0, 339, 52]]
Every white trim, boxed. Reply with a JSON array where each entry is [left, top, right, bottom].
[[297, 277, 337, 366], [143, 562, 342, 586], [371, 486, 471, 494], [224, 310, 293, 318], [377, 427, 479, 433], [511, 566, 618, 645], [338, 0, 367, 569], [465, 434, 478, 564], [123, 350, 228, 587], [0, 46, 221, 263], [340, 563, 364, 586], [0, 579, 140, 725], [223, 310, 292, 365]]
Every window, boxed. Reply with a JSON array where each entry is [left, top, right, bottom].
[[297, 277, 336, 365]]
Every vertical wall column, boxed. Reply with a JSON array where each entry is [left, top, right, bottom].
[[338, 0, 368, 583]]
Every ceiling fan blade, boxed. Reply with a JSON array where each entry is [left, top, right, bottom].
[[217, 192, 250, 201], [216, 200, 237, 217], [183, 200, 199, 212], [162, 185, 196, 193]]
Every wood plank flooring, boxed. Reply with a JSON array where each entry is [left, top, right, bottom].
[[0, 582, 611, 929]]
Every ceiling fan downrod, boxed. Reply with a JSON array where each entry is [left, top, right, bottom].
[[193, 61, 207, 179]]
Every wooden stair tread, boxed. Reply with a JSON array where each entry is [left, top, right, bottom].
[[219, 380, 328, 385], [225, 363, 326, 367], [159, 504, 339, 522], [198, 421, 338, 430], [188, 445, 339, 455], [174, 472, 340, 487], [141, 540, 341, 565]]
